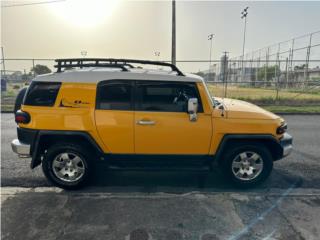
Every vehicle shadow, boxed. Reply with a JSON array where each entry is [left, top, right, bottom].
[[84, 166, 304, 194]]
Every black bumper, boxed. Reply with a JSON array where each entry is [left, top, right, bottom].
[[17, 127, 38, 146], [14, 128, 40, 168]]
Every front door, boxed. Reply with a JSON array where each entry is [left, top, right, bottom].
[[134, 81, 212, 155]]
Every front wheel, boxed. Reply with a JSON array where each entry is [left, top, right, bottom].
[[42, 143, 91, 189], [222, 143, 273, 188]]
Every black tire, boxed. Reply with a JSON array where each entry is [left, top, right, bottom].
[[42, 143, 92, 190], [14, 87, 28, 113], [221, 143, 273, 188]]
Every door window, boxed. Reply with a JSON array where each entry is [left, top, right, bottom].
[[96, 80, 133, 110], [135, 81, 203, 112]]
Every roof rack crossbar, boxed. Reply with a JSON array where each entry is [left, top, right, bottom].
[[54, 62, 128, 72], [54, 58, 184, 76]]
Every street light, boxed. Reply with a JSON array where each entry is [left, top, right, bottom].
[[171, 0, 176, 65], [208, 34, 214, 82], [81, 50, 87, 58], [154, 51, 160, 61], [241, 6, 249, 81]]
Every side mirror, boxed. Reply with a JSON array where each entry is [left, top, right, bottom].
[[188, 98, 198, 122]]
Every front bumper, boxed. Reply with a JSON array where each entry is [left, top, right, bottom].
[[279, 133, 293, 157], [11, 139, 31, 157]]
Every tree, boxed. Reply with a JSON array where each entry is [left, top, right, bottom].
[[257, 65, 280, 82], [193, 71, 205, 78], [294, 64, 306, 70], [31, 64, 52, 75]]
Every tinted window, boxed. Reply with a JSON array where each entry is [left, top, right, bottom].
[[23, 82, 61, 106], [96, 80, 133, 110], [135, 81, 203, 112]]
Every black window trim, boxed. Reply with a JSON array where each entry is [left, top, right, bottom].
[[23, 81, 61, 107], [134, 80, 204, 113], [95, 79, 203, 113], [96, 79, 134, 111]]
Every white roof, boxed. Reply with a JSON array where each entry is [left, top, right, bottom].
[[33, 68, 203, 83]]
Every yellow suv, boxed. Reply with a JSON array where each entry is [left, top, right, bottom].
[[11, 58, 293, 189]]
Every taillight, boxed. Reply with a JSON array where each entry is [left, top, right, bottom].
[[15, 110, 30, 124]]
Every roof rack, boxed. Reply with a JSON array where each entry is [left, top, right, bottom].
[[54, 58, 184, 76]]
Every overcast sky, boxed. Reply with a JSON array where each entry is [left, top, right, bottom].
[[1, 0, 320, 72]]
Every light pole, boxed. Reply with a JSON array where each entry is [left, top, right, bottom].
[[81, 50, 87, 58], [171, 0, 176, 65], [154, 51, 160, 61], [208, 34, 214, 82], [241, 7, 249, 82], [1, 46, 6, 80]]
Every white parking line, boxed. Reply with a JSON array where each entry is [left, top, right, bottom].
[[1, 187, 62, 203], [1, 186, 320, 202], [228, 181, 297, 240]]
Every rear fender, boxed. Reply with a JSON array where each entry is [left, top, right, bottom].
[[31, 130, 104, 169]]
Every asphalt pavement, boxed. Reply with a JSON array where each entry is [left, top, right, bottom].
[[1, 113, 320, 240]]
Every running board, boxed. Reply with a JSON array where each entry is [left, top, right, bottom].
[[107, 165, 212, 172]]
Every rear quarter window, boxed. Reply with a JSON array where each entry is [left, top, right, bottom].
[[23, 82, 61, 106]]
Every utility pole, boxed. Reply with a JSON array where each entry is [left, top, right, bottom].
[[222, 51, 229, 97], [32, 59, 35, 77], [304, 33, 313, 88], [241, 7, 249, 82], [171, 0, 176, 65], [1, 47, 6, 79], [208, 34, 214, 82]]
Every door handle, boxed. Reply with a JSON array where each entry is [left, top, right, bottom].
[[137, 120, 156, 125]]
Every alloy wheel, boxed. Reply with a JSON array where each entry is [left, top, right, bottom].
[[52, 152, 85, 182], [231, 151, 264, 181]]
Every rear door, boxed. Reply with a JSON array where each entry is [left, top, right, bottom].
[[134, 80, 212, 155], [95, 80, 134, 153]]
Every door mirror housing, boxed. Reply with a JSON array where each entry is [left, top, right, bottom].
[[188, 98, 198, 121]]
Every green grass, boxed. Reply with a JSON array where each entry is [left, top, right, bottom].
[[1, 105, 14, 112], [1, 84, 320, 113], [207, 85, 320, 101], [2, 90, 16, 97], [2, 104, 318, 113], [263, 105, 320, 113]]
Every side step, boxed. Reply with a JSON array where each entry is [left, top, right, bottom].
[[107, 165, 212, 172]]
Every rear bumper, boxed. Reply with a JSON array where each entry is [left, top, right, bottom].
[[11, 139, 31, 157], [279, 133, 293, 158]]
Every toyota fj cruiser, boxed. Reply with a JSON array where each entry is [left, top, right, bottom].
[[11, 58, 293, 189]]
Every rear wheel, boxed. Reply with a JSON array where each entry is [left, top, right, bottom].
[[222, 143, 273, 188], [42, 143, 91, 189]]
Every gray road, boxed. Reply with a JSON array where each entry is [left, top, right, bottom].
[[1, 113, 320, 240]]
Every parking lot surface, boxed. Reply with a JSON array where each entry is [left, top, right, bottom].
[[1, 113, 320, 240]]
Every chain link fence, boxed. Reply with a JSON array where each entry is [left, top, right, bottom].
[[179, 31, 320, 106], [1, 58, 320, 111], [1, 31, 320, 111]]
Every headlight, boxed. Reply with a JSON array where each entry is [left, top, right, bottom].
[[277, 122, 287, 134]]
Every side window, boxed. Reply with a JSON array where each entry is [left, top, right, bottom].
[[23, 82, 61, 106], [135, 81, 203, 112], [96, 80, 133, 110]]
